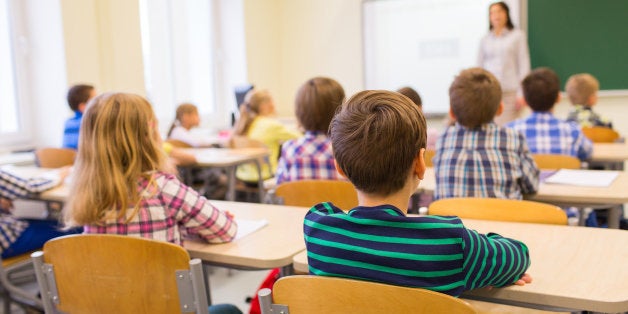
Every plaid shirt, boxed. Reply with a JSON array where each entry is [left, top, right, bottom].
[[275, 131, 340, 185], [434, 123, 539, 200], [84, 171, 237, 245], [566, 105, 613, 129], [507, 112, 593, 161], [0, 168, 62, 252]]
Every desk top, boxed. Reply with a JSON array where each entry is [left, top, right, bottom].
[[293, 219, 628, 312], [0, 152, 35, 166], [184, 200, 307, 269], [419, 167, 628, 206], [592, 142, 628, 163], [181, 147, 269, 167]]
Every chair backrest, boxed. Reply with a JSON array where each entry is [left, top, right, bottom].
[[31, 234, 208, 314], [165, 139, 194, 148], [258, 275, 476, 314], [428, 197, 568, 225], [34, 148, 76, 168], [274, 180, 358, 210], [424, 149, 436, 167], [532, 153, 581, 170], [581, 126, 620, 143]]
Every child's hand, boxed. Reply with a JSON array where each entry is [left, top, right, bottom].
[[0, 197, 13, 211], [225, 211, 235, 219], [513, 273, 532, 286]]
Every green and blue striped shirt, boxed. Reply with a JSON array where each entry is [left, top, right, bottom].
[[304, 202, 530, 296]]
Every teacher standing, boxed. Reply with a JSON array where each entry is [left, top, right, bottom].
[[477, 1, 530, 126]]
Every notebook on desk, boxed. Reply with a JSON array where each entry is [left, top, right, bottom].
[[234, 218, 268, 240], [543, 169, 619, 187]]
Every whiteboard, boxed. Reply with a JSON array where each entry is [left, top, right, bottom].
[[363, 0, 520, 115]]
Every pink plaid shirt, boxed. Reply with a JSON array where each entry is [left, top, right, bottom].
[[83, 171, 237, 245]]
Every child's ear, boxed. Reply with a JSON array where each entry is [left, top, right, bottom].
[[334, 159, 347, 179], [448, 108, 456, 122], [78, 102, 87, 113], [415, 148, 426, 180], [495, 101, 504, 117], [555, 92, 562, 104]]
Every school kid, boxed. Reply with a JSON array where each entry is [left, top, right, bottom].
[[0, 167, 81, 258], [565, 73, 612, 128], [232, 89, 301, 183], [65, 93, 237, 245], [304, 90, 532, 296], [397, 86, 440, 150], [507, 67, 593, 161], [434, 68, 539, 200], [62, 84, 96, 149], [275, 77, 344, 185], [167, 103, 218, 147]]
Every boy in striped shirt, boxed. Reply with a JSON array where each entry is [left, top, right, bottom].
[[303, 90, 532, 296]]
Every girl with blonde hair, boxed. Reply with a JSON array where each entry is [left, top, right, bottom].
[[65, 93, 237, 245], [167, 103, 218, 147], [232, 89, 300, 183]]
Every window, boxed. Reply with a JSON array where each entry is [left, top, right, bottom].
[[0, 0, 21, 136], [139, 0, 248, 135]]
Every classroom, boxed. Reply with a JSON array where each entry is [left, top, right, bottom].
[[1, 0, 627, 313]]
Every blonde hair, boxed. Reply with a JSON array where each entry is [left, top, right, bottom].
[[167, 103, 199, 137], [565, 73, 599, 106], [233, 89, 272, 136], [65, 92, 166, 226]]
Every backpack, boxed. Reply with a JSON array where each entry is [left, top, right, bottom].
[[248, 268, 280, 314]]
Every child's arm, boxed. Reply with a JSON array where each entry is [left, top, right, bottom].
[[574, 130, 594, 161], [161, 176, 238, 243], [518, 137, 539, 194], [461, 227, 531, 291], [0, 168, 66, 199]]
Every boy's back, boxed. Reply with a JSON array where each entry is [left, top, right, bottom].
[[304, 89, 531, 297], [434, 68, 538, 200], [434, 123, 538, 200], [506, 68, 593, 161]]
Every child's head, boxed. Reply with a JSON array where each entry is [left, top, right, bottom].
[[565, 73, 599, 107], [330, 90, 426, 196], [522, 67, 561, 112], [67, 84, 96, 113], [167, 103, 199, 137], [449, 68, 502, 128], [295, 77, 345, 132], [396, 86, 422, 109], [233, 89, 275, 135], [68, 92, 165, 225]]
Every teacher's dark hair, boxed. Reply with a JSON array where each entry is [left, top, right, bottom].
[[489, 2, 514, 30]]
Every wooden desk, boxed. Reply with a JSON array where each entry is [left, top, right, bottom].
[[184, 200, 307, 272], [419, 168, 628, 228], [293, 219, 628, 313], [180, 147, 269, 202], [592, 143, 628, 170], [0, 152, 35, 166]]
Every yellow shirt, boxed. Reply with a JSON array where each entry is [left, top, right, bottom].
[[236, 116, 301, 182]]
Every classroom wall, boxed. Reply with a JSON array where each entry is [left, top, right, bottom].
[[243, 0, 363, 116]]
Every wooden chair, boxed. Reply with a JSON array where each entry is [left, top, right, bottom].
[[581, 126, 620, 143], [532, 154, 581, 170], [34, 148, 76, 168], [0, 252, 43, 313], [274, 180, 358, 210], [428, 197, 567, 225], [258, 275, 477, 314], [424, 149, 436, 167], [31, 234, 209, 314]]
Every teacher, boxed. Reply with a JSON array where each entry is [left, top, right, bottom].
[[477, 1, 530, 126]]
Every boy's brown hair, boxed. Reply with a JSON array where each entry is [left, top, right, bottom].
[[397, 86, 422, 108], [522, 67, 560, 112], [565, 73, 599, 106], [330, 90, 426, 196], [295, 77, 345, 132], [67, 84, 95, 112], [449, 68, 501, 128]]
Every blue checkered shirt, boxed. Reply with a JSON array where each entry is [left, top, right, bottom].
[[434, 123, 539, 200], [506, 112, 593, 161], [276, 131, 340, 185]]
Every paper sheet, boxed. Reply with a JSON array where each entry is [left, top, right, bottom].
[[543, 169, 619, 187], [234, 218, 268, 240]]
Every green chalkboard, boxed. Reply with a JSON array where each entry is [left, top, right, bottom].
[[528, 0, 628, 90]]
